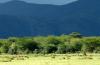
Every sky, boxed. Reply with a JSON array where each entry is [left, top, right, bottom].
[[0, 0, 77, 5]]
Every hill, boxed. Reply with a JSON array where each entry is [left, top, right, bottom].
[[0, 0, 100, 37]]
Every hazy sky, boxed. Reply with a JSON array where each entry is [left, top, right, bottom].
[[0, 0, 77, 5]]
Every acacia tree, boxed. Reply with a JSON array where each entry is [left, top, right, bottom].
[[69, 32, 83, 38]]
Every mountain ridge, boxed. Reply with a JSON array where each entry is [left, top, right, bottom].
[[0, 0, 100, 38]]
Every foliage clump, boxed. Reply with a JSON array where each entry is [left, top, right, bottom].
[[0, 32, 99, 54]]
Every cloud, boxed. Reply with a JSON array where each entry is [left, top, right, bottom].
[[0, 0, 77, 5], [23, 0, 77, 5]]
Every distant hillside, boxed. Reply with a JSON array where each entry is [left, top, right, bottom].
[[0, 0, 100, 37]]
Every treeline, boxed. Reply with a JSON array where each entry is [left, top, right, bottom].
[[0, 32, 100, 55]]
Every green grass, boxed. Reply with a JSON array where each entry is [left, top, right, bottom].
[[0, 54, 100, 65]]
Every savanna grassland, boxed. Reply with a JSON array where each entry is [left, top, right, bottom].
[[0, 54, 99, 65]]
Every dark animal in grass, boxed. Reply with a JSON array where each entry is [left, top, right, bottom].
[[62, 57, 66, 59]]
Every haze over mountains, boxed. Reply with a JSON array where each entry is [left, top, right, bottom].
[[0, 0, 100, 38]]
